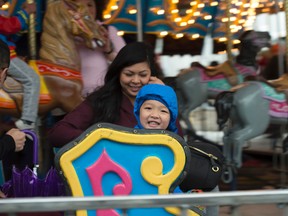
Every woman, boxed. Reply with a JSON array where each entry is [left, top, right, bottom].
[[48, 42, 184, 148], [76, 0, 126, 96]]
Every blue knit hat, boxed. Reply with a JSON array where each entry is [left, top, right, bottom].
[[134, 84, 178, 133]]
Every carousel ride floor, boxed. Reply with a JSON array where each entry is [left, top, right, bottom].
[[188, 103, 288, 215]]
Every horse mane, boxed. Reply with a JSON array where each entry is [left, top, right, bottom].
[[40, 0, 80, 70]]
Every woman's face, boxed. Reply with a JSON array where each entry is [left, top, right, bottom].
[[120, 62, 152, 103], [77, 0, 96, 19]]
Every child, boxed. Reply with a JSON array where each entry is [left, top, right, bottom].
[[0, 0, 40, 130], [134, 84, 218, 215], [133, 83, 178, 134]]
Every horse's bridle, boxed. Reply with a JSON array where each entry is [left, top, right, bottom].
[[64, 0, 105, 48]]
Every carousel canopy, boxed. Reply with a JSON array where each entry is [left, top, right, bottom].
[[103, 0, 285, 54], [1, 0, 285, 55]]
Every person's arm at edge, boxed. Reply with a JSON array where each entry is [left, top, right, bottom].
[[47, 100, 95, 148], [0, 134, 15, 198], [104, 25, 126, 61], [0, 135, 15, 159], [108, 25, 126, 52], [176, 119, 184, 138]]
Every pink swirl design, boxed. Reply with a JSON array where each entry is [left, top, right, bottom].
[[86, 149, 132, 216]]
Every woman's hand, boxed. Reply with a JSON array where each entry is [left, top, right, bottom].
[[97, 25, 117, 60], [98, 25, 113, 53], [148, 76, 164, 85]]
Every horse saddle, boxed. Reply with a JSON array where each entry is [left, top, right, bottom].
[[187, 61, 239, 86], [245, 73, 288, 92], [269, 73, 288, 92], [3, 76, 24, 94], [204, 61, 239, 86], [0, 75, 51, 109]]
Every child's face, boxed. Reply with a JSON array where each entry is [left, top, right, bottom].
[[76, 0, 96, 20], [139, 100, 170, 130]]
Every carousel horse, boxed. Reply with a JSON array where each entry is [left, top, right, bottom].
[[214, 74, 288, 182], [0, 0, 105, 119], [175, 30, 271, 137]]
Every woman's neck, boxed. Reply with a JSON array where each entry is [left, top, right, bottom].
[[122, 91, 135, 105]]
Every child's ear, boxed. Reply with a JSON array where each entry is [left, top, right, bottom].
[[0, 68, 8, 88]]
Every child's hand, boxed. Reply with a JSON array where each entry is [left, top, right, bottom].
[[148, 76, 164, 85], [6, 128, 26, 152]]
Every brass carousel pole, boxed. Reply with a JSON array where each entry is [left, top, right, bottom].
[[27, 0, 36, 60], [26, 0, 42, 170], [136, 0, 143, 42], [26, 0, 49, 97], [225, 0, 233, 63]]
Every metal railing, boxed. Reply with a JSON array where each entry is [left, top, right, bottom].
[[0, 189, 288, 215]]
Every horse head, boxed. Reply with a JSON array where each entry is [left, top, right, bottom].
[[63, 0, 105, 49], [239, 30, 271, 53], [237, 30, 271, 67], [40, 0, 106, 70]]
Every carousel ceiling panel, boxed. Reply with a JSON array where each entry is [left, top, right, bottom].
[[103, 0, 284, 40]]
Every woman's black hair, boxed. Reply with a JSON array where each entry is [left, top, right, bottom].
[[0, 39, 10, 69], [87, 41, 160, 124]]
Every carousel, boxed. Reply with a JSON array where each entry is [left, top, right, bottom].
[[0, 0, 287, 215]]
